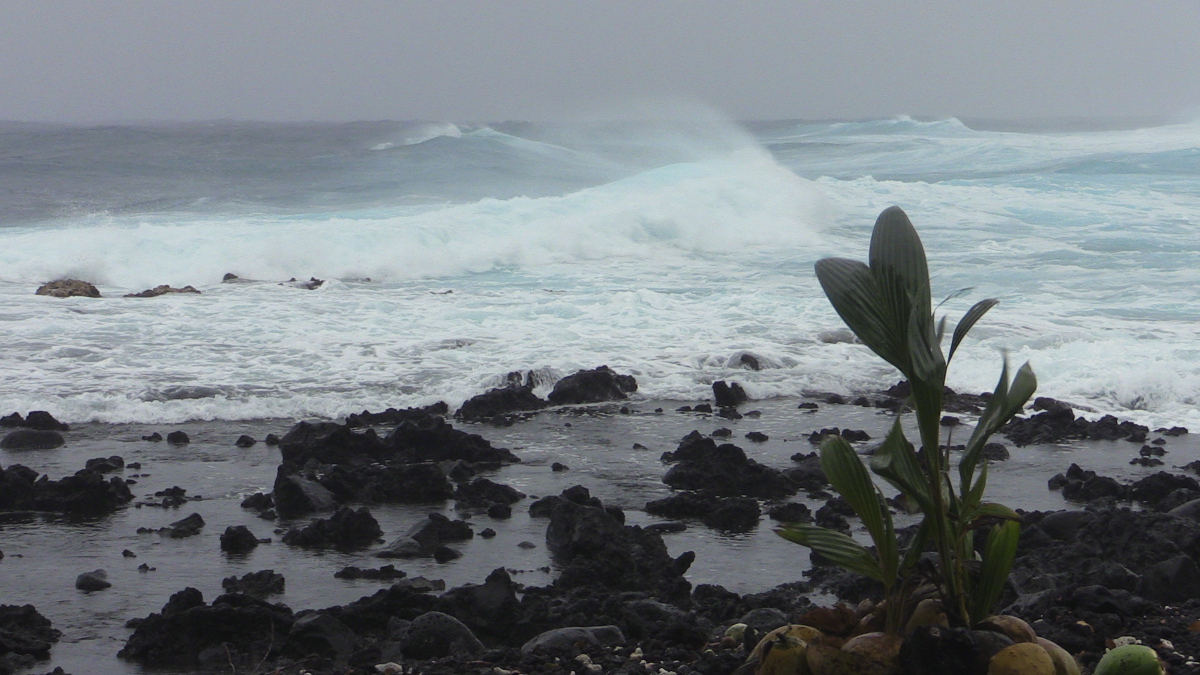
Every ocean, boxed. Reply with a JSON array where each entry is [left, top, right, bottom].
[[2, 116, 1198, 429]]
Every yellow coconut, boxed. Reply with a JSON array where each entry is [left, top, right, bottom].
[[987, 643, 1056, 675], [1093, 644, 1164, 675], [977, 615, 1039, 644], [805, 641, 901, 675], [904, 599, 948, 635], [747, 625, 825, 664], [1036, 638, 1081, 675], [841, 632, 903, 672]]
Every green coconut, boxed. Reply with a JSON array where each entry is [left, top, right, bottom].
[[1093, 645, 1164, 675], [755, 632, 811, 675]]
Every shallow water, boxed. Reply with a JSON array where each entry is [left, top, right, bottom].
[[3, 397, 1198, 674]]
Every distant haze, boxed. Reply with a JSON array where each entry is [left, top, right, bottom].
[[2, 1, 1198, 123]]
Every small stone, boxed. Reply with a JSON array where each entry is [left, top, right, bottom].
[[122, 549, 136, 558], [235, 435, 256, 447], [264, 433, 281, 445], [479, 528, 497, 539], [166, 431, 189, 445], [745, 431, 769, 443], [551, 462, 569, 472], [142, 432, 162, 442], [518, 541, 536, 549]]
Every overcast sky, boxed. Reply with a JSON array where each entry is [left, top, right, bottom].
[[2, 1, 1198, 123]]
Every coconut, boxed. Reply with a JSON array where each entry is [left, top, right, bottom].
[[972, 630, 1017, 672], [806, 640, 901, 675], [1093, 644, 1164, 675], [755, 633, 812, 675], [977, 615, 1038, 644], [841, 632, 903, 671], [987, 643, 1055, 675], [904, 599, 948, 635], [1036, 638, 1081, 675], [747, 625, 824, 675]]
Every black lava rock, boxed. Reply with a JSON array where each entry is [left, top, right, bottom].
[[546, 366, 637, 405], [282, 506, 382, 550], [220, 526, 260, 554], [0, 429, 65, 450], [712, 381, 748, 408]]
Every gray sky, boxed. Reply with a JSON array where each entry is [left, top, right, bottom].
[[2, 1, 1199, 123]]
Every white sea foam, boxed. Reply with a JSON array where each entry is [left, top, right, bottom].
[[1, 119, 1198, 428]]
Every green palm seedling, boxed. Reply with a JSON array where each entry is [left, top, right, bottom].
[[777, 206, 1036, 630]]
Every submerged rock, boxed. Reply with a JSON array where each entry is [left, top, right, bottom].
[[452, 477, 526, 509], [221, 570, 285, 597], [661, 432, 796, 499], [124, 285, 201, 298], [75, 570, 111, 592], [0, 429, 64, 450], [0, 463, 133, 515]]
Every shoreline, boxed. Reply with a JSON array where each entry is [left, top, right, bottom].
[[3, 390, 1200, 674]]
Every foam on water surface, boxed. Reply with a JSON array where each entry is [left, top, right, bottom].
[[0, 118, 1198, 427]]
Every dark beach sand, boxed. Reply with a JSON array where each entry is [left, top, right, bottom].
[[2, 396, 1198, 674]]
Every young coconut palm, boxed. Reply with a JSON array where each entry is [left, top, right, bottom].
[[777, 206, 1036, 630]]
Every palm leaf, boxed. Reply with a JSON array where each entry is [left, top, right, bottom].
[[820, 436, 897, 581], [815, 258, 909, 374], [870, 418, 934, 515], [970, 520, 1021, 623], [776, 524, 884, 581], [948, 298, 999, 363]]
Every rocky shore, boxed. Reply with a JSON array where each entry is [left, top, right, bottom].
[[3, 372, 1200, 675]]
